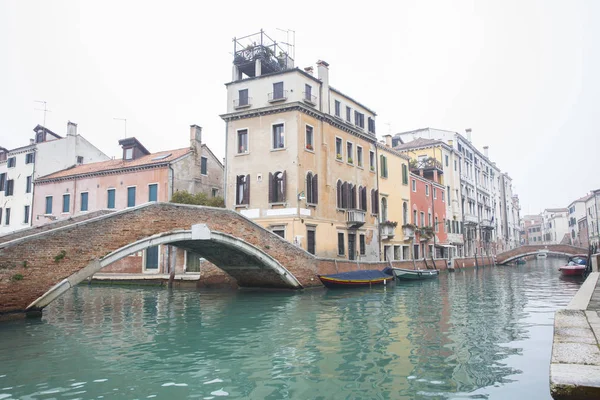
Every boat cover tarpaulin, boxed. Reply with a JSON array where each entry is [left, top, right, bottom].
[[320, 269, 393, 280]]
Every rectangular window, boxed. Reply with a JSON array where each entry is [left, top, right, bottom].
[[148, 184, 158, 202], [420, 212, 425, 227], [237, 129, 248, 153], [304, 84, 312, 101], [212, 188, 218, 197], [7, 157, 15, 168], [348, 233, 356, 260], [356, 146, 363, 167], [369, 151, 375, 171], [5, 179, 14, 196], [45, 196, 53, 214], [107, 189, 116, 209], [25, 176, 32, 193], [347, 142, 353, 164], [125, 148, 133, 160], [307, 228, 316, 255], [201, 157, 208, 175], [0, 173, 5, 191], [346, 106, 351, 122], [335, 137, 343, 160], [445, 154, 449, 167], [62, 194, 70, 213], [272, 227, 285, 238], [402, 164, 408, 185], [359, 234, 366, 255], [272, 82, 284, 100], [305, 125, 314, 150], [127, 187, 136, 207], [77, 156, 84, 164], [79, 192, 88, 211], [238, 89, 249, 106], [25, 153, 35, 164], [380, 155, 388, 178], [338, 232, 345, 255], [335, 100, 341, 117], [425, 185, 430, 196], [145, 246, 159, 270], [272, 124, 285, 149], [368, 117, 376, 134], [24, 205, 30, 224], [354, 111, 364, 128], [413, 210, 417, 224], [433, 188, 437, 199], [442, 191, 445, 203], [4, 208, 10, 225]]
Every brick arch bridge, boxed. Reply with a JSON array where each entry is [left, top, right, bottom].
[[0, 203, 320, 319], [496, 244, 587, 265]]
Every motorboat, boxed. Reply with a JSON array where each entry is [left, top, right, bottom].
[[536, 250, 549, 259], [392, 267, 439, 280], [318, 269, 394, 289], [558, 255, 588, 277]]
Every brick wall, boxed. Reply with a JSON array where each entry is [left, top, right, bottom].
[[496, 244, 587, 264]]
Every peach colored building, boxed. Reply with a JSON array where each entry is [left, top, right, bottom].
[[33, 125, 223, 274]]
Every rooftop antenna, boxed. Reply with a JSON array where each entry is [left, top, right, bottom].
[[276, 28, 296, 60], [113, 118, 127, 139], [34, 100, 51, 127]]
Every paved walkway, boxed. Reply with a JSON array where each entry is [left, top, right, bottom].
[[550, 272, 600, 399]]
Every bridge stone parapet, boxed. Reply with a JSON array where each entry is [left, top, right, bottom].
[[496, 244, 587, 264], [0, 203, 319, 318]]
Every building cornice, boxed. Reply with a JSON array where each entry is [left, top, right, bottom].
[[35, 162, 171, 185], [221, 102, 379, 144], [375, 143, 410, 160]]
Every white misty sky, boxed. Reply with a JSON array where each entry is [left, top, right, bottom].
[[1, 0, 598, 215]]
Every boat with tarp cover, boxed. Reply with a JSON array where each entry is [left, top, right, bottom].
[[317, 268, 394, 289]]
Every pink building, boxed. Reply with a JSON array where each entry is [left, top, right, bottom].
[[33, 125, 224, 274]]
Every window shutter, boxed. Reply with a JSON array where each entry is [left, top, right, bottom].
[[336, 180, 342, 208], [282, 170, 287, 201], [306, 173, 311, 204], [341, 182, 348, 209], [313, 174, 318, 204], [351, 185, 356, 209], [268, 172, 274, 203], [375, 189, 379, 214], [245, 174, 250, 204], [362, 187, 367, 211]]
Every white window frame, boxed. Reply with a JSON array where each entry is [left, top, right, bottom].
[[346, 140, 354, 165], [148, 182, 159, 202], [305, 124, 315, 152], [236, 127, 250, 155], [270, 224, 286, 239], [369, 150, 375, 172], [425, 184, 429, 197], [124, 148, 133, 160], [80, 191, 89, 212], [200, 156, 208, 176], [142, 244, 161, 274], [412, 179, 416, 192], [335, 136, 343, 162], [356, 145, 363, 168], [271, 122, 286, 151], [62, 192, 71, 214], [126, 185, 137, 208]]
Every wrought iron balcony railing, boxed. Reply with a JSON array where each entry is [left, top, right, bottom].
[[303, 92, 317, 106], [233, 98, 252, 109], [410, 157, 444, 172], [268, 90, 288, 102]]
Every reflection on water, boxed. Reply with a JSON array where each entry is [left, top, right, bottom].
[[0, 258, 582, 399]]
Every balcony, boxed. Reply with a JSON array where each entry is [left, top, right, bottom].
[[410, 157, 444, 173], [347, 209, 366, 229], [381, 222, 397, 240], [268, 90, 288, 103], [233, 97, 252, 110], [481, 219, 495, 230], [464, 213, 478, 225], [303, 92, 317, 106], [402, 224, 415, 238]]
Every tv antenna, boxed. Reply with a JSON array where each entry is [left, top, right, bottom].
[[276, 28, 296, 61], [34, 100, 51, 127], [113, 118, 127, 138]]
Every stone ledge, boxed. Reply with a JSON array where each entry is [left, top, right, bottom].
[[551, 364, 600, 400], [567, 272, 599, 310]]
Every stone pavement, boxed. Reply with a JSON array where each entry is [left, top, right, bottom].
[[550, 272, 600, 399]]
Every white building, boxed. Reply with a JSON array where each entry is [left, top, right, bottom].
[[499, 174, 520, 250], [567, 194, 591, 247], [0, 122, 109, 235], [393, 128, 508, 256], [541, 208, 569, 245], [585, 190, 600, 247]]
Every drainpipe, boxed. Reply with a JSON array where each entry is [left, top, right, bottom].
[[223, 122, 229, 207], [375, 144, 382, 261], [168, 163, 175, 286], [30, 147, 37, 227]]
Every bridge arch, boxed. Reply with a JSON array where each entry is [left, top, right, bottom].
[[496, 244, 587, 265], [27, 226, 303, 312], [0, 202, 320, 318]]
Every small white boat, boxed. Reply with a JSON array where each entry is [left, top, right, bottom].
[[536, 250, 548, 259], [392, 268, 439, 280]]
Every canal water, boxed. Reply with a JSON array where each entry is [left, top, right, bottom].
[[0, 258, 584, 399]]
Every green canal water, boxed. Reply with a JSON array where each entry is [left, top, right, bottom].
[[0, 258, 584, 399]]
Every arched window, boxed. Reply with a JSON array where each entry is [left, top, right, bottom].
[[435, 216, 439, 232], [371, 189, 379, 214], [269, 171, 286, 203], [336, 180, 343, 209], [413, 209, 417, 225], [403, 202, 408, 225], [361, 187, 367, 211], [381, 197, 388, 221], [341, 182, 349, 209], [236, 174, 250, 205], [306, 172, 318, 204], [350, 184, 357, 209]]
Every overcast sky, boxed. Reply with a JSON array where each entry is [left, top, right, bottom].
[[1, 0, 598, 215]]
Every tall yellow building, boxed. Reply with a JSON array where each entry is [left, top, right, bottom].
[[221, 32, 382, 260]]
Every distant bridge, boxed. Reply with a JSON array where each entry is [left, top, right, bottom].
[[496, 244, 587, 265], [0, 203, 322, 319]]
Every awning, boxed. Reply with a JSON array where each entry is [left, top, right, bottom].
[[436, 244, 457, 248]]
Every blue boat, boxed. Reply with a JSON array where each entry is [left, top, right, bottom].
[[318, 269, 394, 289]]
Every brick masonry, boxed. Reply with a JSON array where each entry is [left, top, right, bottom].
[[496, 244, 587, 264]]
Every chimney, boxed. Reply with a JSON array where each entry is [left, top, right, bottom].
[[383, 134, 392, 147], [304, 66, 314, 75], [67, 121, 78, 136], [316, 60, 330, 113], [190, 124, 202, 152], [30, 139, 35, 145], [465, 128, 472, 143], [483, 146, 489, 158]]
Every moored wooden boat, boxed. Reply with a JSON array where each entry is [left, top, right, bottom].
[[392, 268, 439, 280], [317, 269, 394, 289], [558, 255, 588, 277]]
